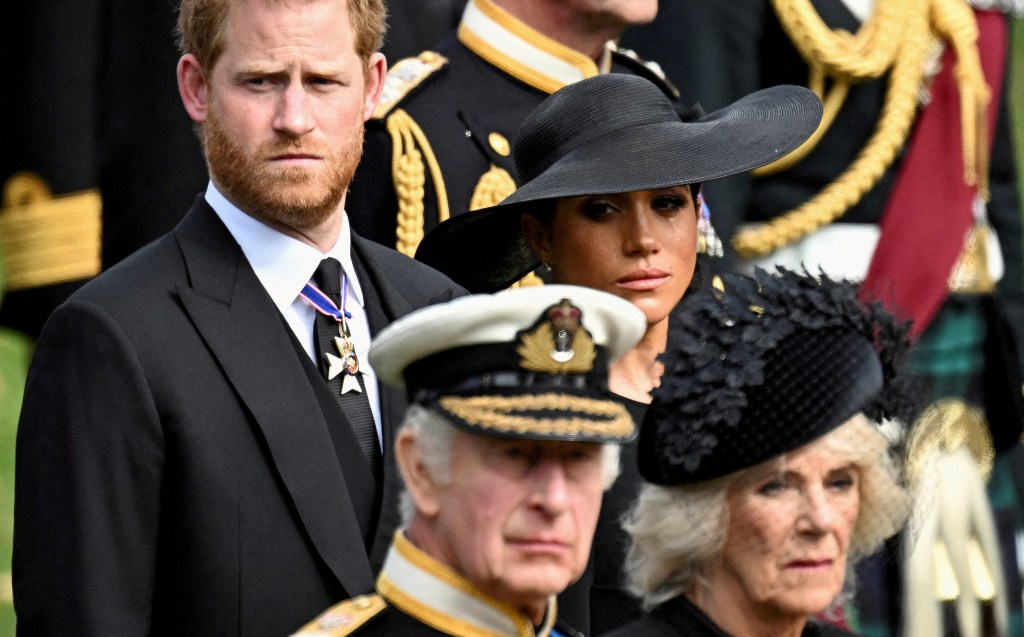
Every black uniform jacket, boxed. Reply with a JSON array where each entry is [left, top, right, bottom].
[[13, 197, 465, 636], [294, 532, 584, 637], [346, 0, 679, 254]]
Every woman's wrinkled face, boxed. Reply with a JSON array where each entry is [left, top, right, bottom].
[[707, 439, 861, 623], [523, 187, 697, 328]]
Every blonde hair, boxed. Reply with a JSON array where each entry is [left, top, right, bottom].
[[176, 0, 386, 71], [624, 414, 911, 609]]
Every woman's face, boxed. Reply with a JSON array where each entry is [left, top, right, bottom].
[[523, 187, 697, 328], [705, 439, 861, 624]]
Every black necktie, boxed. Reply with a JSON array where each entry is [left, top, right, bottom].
[[312, 258, 382, 486]]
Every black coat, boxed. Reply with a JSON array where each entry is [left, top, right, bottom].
[[601, 594, 859, 637], [588, 397, 649, 633], [13, 197, 465, 636]]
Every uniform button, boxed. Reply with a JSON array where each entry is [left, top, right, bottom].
[[488, 132, 511, 156]]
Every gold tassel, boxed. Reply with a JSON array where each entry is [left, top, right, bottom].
[[929, 0, 991, 194], [469, 165, 516, 211]]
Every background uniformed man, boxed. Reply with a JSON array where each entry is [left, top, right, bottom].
[[346, 0, 679, 257]]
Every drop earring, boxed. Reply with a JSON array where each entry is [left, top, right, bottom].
[[696, 193, 723, 257]]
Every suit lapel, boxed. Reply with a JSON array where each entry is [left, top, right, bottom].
[[350, 238, 417, 568], [172, 199, 375, 594]]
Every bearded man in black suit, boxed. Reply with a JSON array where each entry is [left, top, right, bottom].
[[12, 0, 464, 634]]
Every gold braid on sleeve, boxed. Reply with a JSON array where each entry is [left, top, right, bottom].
[[386, 109, 450, 257], [733, 0, 990, 260]]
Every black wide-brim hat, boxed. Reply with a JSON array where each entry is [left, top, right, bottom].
[[416, 74, 823, 293]]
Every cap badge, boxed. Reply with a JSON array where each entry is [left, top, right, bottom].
[[517, 299, 595, 373]]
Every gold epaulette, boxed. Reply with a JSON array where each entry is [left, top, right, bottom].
[[373, 51, 448, 119], [0, 172, 101, 291], [291, 594, 387, 636]]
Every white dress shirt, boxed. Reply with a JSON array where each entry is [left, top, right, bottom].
[[205, 182, 382, 447]]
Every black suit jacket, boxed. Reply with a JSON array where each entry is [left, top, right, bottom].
[[13, 197, 465, 636]]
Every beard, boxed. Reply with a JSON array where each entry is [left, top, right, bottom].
[[203, 107, 363, 232]]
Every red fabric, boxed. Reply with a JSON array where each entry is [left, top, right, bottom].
[[860, 10, 1007, 337]]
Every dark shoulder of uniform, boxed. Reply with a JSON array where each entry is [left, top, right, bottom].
[[291, 594, 387, 636], [612, 47, 680, 100], [352, 234, 468, 302]]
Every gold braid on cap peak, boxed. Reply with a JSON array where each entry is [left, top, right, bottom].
[[387, 109, 449, 256], [438, 394, 634, 438], [733, 0, 991, 260]]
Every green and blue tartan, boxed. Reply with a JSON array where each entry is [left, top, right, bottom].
[[852, 298, 1024, 637]]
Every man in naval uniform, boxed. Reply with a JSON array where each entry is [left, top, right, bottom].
[[344, 0, 679, 257], [291, 285, 647, 637]]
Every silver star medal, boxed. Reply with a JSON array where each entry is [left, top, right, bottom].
[[326, 329, 363, 394]]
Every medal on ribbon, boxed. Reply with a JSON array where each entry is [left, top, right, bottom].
[[301, 274, 364, 395]]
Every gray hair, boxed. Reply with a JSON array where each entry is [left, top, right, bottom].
[[398, 404, 623, 526], [398, 405, 457, 526], [624, 414, 911, 609]]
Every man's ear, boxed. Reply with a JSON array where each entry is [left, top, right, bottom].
[[521, 213, 552, 263], [178, 54, 210, 123], [362, 52, 387, 121], [395, 427, 442, 518]]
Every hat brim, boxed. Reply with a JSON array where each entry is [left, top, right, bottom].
[[417, 85, 822, 292]]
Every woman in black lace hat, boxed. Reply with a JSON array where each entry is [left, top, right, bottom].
[[604, 267, 921, 637], [415, 73, 823, 632]]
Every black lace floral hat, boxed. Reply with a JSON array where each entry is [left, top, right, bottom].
[[638, 267, 921, 485]]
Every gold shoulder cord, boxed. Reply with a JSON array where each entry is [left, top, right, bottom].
[[733, 0, 991, 260], [386, 109, 450, 257]]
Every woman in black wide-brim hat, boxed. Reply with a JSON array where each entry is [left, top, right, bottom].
[[416, 73, 823, 632], [605, 267, 920, 637]]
